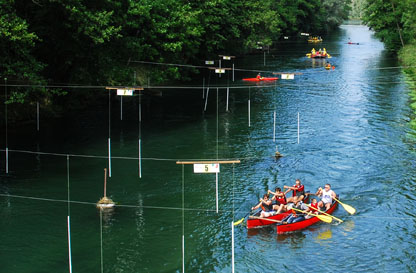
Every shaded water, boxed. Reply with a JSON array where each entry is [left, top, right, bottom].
[[1, 25, 416, 272]]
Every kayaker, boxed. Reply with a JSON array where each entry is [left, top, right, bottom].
[[251, 194, 275, 217], [268, 187, 287, 214], [316, 183, 336, 211], [283, 179, 305, 204], [256, 73, 263, 80]]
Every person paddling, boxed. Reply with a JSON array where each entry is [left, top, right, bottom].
[[316, 183, 336, 211], [268, 187, 287, 214], [284, 179, 305, 204], [251, 194, 274, 217], [256, 73, 263, 80]]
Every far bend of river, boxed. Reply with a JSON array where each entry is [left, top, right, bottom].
[[1, 25, 416, 272]]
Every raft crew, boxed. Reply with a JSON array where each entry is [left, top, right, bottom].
[[284, 179, 305, 204], [251, 194, 275, 217], [316, 183, 336, 211]]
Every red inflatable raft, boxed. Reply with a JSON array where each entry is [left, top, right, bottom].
[[276, 198, 338, 234], [243, 77, 279, 82]]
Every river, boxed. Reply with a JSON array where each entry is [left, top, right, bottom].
[[1, 24, 416, 272]]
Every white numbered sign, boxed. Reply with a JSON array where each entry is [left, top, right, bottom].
[[194, 164, 220, 173], [117, 89, 133, 96], [281, 74, 295, 80]]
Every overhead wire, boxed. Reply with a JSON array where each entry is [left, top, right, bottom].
[[1, 193, 415, 221]]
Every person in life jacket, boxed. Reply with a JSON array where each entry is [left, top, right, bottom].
[[251, 194, 275, 217], [316, 183, 336, 211], [256, 73, 262, 80], [268, 187, 287, 214], [303, 198, 319, 219], [283, 179, 305, 204]]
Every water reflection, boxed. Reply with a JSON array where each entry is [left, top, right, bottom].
[[98, 206, 115, 226], [247, 226, 275, 238], [276, 232, 307, 248]]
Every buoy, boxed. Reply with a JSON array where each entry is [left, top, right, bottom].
[[97, 168, 115, 209], [275, 146, 283, 158], [332, 66, 335, 70]]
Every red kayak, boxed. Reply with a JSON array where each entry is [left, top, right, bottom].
[[243, 77, 279, 82], [276, 199, 338, 234]]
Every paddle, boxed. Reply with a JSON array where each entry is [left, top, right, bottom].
[[234, 213, 249, 226], [233, 209, 260, 226], [249, 216, 283, 223], [306, 204, 343, 223], [333, 197, 356, 215], [291, 207, 332, 223]]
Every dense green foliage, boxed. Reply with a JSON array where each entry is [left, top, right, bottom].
[[1, 0, 350, 110], [349, 0, 366, 19], [362, 0, 416, 51], [362, 0, 416, 129]]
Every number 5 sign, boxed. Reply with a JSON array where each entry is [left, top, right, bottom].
[[193, 163, 220, 173]]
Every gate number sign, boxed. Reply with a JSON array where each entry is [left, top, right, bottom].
[[193, 164, 220, 173]]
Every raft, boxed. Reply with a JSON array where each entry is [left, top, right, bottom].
[[308, 37, 323, 43], [276, 198, 338, 234], [306, 52, 331, 59], [247, 194, 310, 229], [243, 77, 279, 82]]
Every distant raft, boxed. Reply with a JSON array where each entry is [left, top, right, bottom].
[[243, 77, 279, 82], [306, 48, 331, 59], [308, 36, 323, 43]]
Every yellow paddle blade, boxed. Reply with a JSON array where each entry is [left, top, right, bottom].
[[306, 204, 343, 223], [316, 214, 332, 223], [341, 203, 356, 215], [233, 218, 245, 226], [291, 207, 332, 224], [334, 198, 356, 215]]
